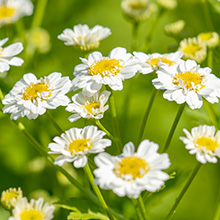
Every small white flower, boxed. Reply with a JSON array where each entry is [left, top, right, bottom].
[[9, 197, 55, 220], [0, 0, 33, 27], [180, 125, 220, 164], [134, 51, 183, 74], [157, 0, 177, 9], [48, 126, 111, 168], [58, 24, 111, 51], [198, 32, 219, 49], [94, 140, 170, 198], [72, 47, 139, 94], [0, 38, 23, 72], [2, 72, 72, 120], [165, 20, 185, 36], [152, 59, 220, 109], [66, 90, 110, 122]]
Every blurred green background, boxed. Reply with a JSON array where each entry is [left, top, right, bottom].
[[1, 0, 220, 219]]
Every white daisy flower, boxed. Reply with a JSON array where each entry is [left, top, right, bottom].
[[133, 51, 183, 74], [0, 0, 33, 27], [2, 72, 72, 120], [165, 20, 185, 36], [1, 187, 23, 210], [198, 32, 219, 49], [157, 0, 177, 9], [180, 125, 220, 164], [72, 47, 139, 94], [9, 197, 55, 220], [94, 140, 170, 198], [0, 38, 23, 72], [58, 24, 111, 51], [66, 90, 110, 122], [48, 125, 111, 168], [152, 59, 220, 109]]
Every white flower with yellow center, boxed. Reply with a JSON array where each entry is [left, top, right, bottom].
[[48, 126, 111, 168], [58, 24, 111, 51], [0, 38, 23, 72], [72, 47, 139, 94], [134, 51, 183, 74], [9, 197, 55, 220], [180, 125, 220, 164], [0, 0, 33, 27], [178, 37, 207, 63], [152, 60, 220, 109], [157, 0, 177, 9], [165, 20, 185, 36], [2, 72, 72, 120], [94, 140, 170, 198], [198, 32, 219, 48], [1, 187, 23, 210], [66, 90, 110, 122]]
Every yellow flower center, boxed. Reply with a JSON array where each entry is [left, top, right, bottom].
[[0, 6, 15, 19], [172, 71, 205, 91], [84, 102, 100, 114], [196, 136, 219, 152], [114, 156, 150, 181], [182, 44, 203, 56], [22, 82, 51, 102], [130, 2, 147, 10], [89, 58, 123, 77], [20, 210, 43, 220], [147, 57, 174, 67], [68, 139, 92, 155], [2, 191, 19, 202], [199, 33, 213, 41]]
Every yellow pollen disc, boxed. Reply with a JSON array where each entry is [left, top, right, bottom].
[[172, 71, 205, 90], [0, 6, 15, 19], [84, 102, 100, 114], [182, 44, 203, 56], [196, 137, 219, 152], [3, 191, 19, 202], [147, 57, 174, 67], [89, 58, 123, 77], [114, 156, 150, 180], [20, 210, 43, 220], [199, 33, 213, 41], [22, 83, 51, 102], [68, 139, 92, 155], [130, 2, 147, 9]]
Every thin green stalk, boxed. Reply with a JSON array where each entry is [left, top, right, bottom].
[[214, 193, 220, 220], [143, 192, 153, 204], [84, 163, 115, 220], [207, 49, 213, 70], [132, 199, 144, 220], [45, 111, 64, 134], [137, 195, 148, 220], [162, 103, 185, 152], [165, 162, 202, 220], [137, 89, 158, 145], [201, 0, 214, 30], [131, 22, 139, 52]]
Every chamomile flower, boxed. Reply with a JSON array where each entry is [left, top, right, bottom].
[[94, 140, 170, 198], [178, 37, 207, 63], [1, 187, 23, 210], [72, 47, 139, 94], [66, 90, 110, 122], [134, 51, 183, 74], [2, 72, 72, 120], [58, 24, 111, 51], [152, 60, 220, 109], [165, 20, 185, 36], [157, 0, 177, 9], [9, 197, 55, 220], [48, 126, 111, 168], [198, 32, 219, 48], [180, 125, 220, 164], [0, 38, 23, 72], [0, 0, 33, 27]]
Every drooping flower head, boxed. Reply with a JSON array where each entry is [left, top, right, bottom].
[[180, 125, 220, 164], [152, 60, 220, 109], [2, 72, 72, 120], [66, 90, 110, 122], [0, 0, 33, 27], [72, 47, 139, 94], [0, 38, 23, 73], [94, 140, 170, 198], [58, 24, 111, 51], [1, 187, 23, 210], [198, 32, 219, 49], [48, 126, 111, 168], [134, 51, 183, 74], [178, 37, 207, 63], [9, 197, 55, 220]]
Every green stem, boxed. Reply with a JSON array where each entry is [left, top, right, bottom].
[[132, 199, 144, 220], [201, 0, 214, 30], [165, 162, 202, 220], [137, 89, 158, 145], [204, 101, 219, 129], [45, 111, 64, 134], [162, 103, 185, 152], [137, 195, 148, 219], [143, 192, 153, 204], [84, 163, 115, 220], [131, 22, 139, 52], [214, 191, 220, 220], [207, 49, 213, 70]]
